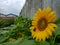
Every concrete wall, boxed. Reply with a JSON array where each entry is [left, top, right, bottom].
[[20, 0, 60, 19], [43, 0, 60, 18], [20, 0, 42, 19], [53, 0, 60, 18]]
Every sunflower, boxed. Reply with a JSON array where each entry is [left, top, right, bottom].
[[17, 33, 24, 38], [30, 7, 57, 42], [9, 38, 14, 42]]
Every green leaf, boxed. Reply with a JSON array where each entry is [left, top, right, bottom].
[[0, 30, 8, 34], [20, 39, 50, 45], [55, 43, 60, 45], [0, 38, 36, 45], [57, 43, 60, 45], [20, 39, 36, 45], [54, 27, 60, 36], [38, 41, 50, 45], [0, 36, 9, 43], [54, 18, 60, 24], [0, 38, 23, 45]]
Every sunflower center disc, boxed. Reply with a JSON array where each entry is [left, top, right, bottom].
[[40, 20, 46, 28], [37, 18, 48, 31]]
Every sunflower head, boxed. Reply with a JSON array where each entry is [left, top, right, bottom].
[[17, 33, 24, 38], [30, 7, 57, 42], [9, 38, 14, 42]]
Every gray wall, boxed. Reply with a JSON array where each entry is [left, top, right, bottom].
[[43, 0, 60, 18], [53, 0, 60, 18], [20, 0, 42, 19], [20, 0, 60, 19]]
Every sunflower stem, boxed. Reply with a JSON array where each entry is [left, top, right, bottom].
[[52, 35, 56, 45]]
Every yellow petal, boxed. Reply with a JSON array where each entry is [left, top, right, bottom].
[[49, 23, 57, 28], [32, 16, 39, 21], [42, 37, 45, 41], [38, 33, 41, 41], [33, 35, 36, 39], [33, 8, 42, 20], [32, 32, 34, 36], [36, 38, 38, 42], [48, 24, 54, 31], [36, 33, 39, 41], [30, 26, 34, 30], [46, 12, 55, 19], [33, 31, 37, 39], [36, 32, 42, 42], [46, 28, 52, 36], [48, 14, 56, 22], [43, 30, 49, 38], [48, 23, 57, 31], [42, 7, 51, 17], [32, 21, 37, 25]]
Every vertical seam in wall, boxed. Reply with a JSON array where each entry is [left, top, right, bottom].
[[41, 0, 43, 9], [51, 0, 53, 10]]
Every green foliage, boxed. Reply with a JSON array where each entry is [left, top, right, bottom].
[[14, 17, 32, 36], [0, 19, 14, 28], [54, 27, 60, 44], [0, 38, 50, 45], [0, 17, 60, 45], [54, 18, 60, 24], [38, 41, 50, 45], [0, 38, 23, 45], [54, 27, 60, 35], [20, 39, 36, 45], [0, 17, 32, 44]]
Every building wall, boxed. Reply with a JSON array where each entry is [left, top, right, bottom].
[[20, 0, 42, 19], [43, 0, 60, 18], [20, 0, 60, 19], [53, 0, 60, 18]]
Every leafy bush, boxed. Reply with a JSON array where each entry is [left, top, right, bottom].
[[0, 18, 14, 28], [0, 17, 60, 45]]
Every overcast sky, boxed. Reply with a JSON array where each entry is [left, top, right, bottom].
[[0, 0, 26, 16]]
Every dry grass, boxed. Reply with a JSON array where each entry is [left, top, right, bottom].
[[0, 17, 16, 20]]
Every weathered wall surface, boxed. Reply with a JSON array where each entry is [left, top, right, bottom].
[[53, 0, 60, 18], [20, 0, 42, 19], [20, 0, 60, 19]]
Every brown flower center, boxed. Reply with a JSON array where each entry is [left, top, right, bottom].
[[37, 18, 48, 31], [18, 33, 23, 38]]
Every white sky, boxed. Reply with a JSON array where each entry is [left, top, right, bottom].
[[0, 0, 26, 16]]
